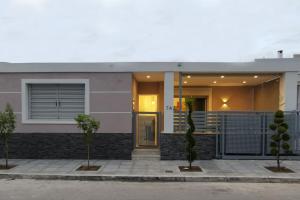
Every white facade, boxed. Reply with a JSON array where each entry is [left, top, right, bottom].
[[0, 56, 300, 117], [163, 72, 174, 133], [1, 55, 300, 73], [280, 72, 298, 111]]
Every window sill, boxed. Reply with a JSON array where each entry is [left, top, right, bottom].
[[22, 119, 77, 125]]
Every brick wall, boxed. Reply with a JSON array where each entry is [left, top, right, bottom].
[[0, 133, 133, 160], [160, 133, 216, 160]]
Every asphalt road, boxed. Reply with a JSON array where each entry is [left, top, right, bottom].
[[0, 179, 300, 200]]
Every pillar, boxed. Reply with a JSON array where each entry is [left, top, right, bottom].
[[163, 72, 174, 133], [279, 72, 298, 111]]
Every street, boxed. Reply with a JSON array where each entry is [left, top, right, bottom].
[[0, 179, 299, 200]]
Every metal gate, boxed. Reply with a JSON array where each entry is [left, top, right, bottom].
[[174, 111, 300, 159]]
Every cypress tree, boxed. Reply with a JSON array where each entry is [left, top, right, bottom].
[[185, 98, 197, 169]]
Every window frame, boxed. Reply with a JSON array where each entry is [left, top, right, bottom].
[[22, 79, 90, 124]]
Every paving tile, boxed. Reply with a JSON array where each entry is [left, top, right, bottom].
[[2, 159, 300, 180]]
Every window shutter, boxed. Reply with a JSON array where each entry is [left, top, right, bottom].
[[28, 83, 85, 120], [58, 84, 85, 119], [28, 84, 59, 119]]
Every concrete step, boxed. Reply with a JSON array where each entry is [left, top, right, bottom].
[[132, 149, 160, 161], [132, 149, 160, 155]]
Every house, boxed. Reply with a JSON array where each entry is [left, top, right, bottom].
[[0, 54, 300, 160]]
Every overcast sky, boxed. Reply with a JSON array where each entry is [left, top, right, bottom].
[[0, 0, 300, 62]]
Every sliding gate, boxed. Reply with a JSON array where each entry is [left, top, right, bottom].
[[174, 111, 300, 159]]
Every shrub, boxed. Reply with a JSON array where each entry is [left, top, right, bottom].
[[269, 110, 291, 169]]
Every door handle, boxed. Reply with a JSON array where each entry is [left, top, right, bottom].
[[56, 100, 61, 107]]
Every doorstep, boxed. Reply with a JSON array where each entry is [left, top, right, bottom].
[[131, 148, 160, 161]]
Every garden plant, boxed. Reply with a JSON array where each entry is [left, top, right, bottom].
[[75, 114, 100, 170], [268, 110, 292, 172], [185, 99, 197, 169], [0, 104, 16, 169], [179, 98, 202, 172]]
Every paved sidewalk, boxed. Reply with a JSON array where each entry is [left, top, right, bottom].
[[1, 159, 300, 182]]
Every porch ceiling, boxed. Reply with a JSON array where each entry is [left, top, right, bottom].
[[134, 72, 164, 82], [135, 72, 280, 86], [176, 74, 280, 86]]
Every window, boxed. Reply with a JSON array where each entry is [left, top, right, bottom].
[[22, 79, 89, 124]]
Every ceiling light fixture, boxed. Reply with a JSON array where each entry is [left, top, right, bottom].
[[254, 75, 258, 78], [242, 81, 247, 84], [213, 81, 217, 84], [184, 81, 188, 84], [220, 75, 225, 78], [146, 75, 151, 79], [187, 75, 191, 79]]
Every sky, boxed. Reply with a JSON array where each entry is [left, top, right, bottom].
[[0, 0, 300, 62]]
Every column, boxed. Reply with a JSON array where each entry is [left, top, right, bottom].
[[279, 72, 298, 111], [163, 72, 174, 133]]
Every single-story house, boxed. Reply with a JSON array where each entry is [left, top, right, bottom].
[[0, 54, 300, 160]]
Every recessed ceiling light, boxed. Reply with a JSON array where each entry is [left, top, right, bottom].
[[220, 75, 225, 78], [213, 81, 217, 84], [254, 75, 258, 78], [146, 75, 151, 79], [184, 81, 188, 84], [242, 81, 247, 84], [187, 75, 191, 79]]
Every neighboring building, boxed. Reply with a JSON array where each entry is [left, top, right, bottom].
[[0, 54, 300, 160]]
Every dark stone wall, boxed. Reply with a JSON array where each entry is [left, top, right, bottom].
[[160, 133, 216, 160], [0, 133, 133, 160]]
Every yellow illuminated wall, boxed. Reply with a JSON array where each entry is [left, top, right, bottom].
[[139, 95, 158, 112], [173, 98, 186, 111]]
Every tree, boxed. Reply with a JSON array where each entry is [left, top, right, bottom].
[[0, 104, 16, 169], [185, 98, 197, 169], [75, 114, 100, 168], [269, 110, 291, 170]]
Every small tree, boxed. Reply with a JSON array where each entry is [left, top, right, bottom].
[[75, 114, 100, 168], [269, 110, 291, 170], [0, 104, 16, 169], [185, 98, 197, 169]]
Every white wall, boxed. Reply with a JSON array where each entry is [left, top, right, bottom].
[[163, 72, 174, 133]]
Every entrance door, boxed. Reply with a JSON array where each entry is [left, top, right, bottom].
[[135, 95, 159, 148], [135, 112, 159, 147]]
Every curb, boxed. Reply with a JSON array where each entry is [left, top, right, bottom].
[[1, 173, 300, 183]]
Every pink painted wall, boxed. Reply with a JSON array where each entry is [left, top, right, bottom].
[[0, 73, 132, 133]]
